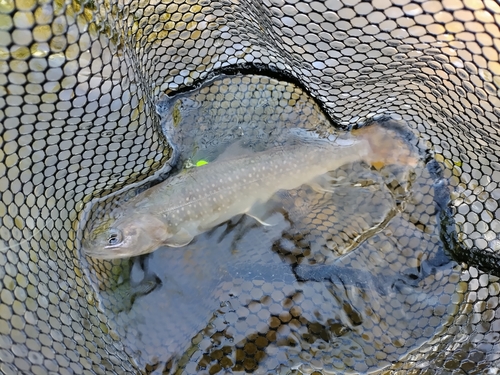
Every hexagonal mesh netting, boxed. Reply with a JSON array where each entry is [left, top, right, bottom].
[[1, 0, 500, 374]]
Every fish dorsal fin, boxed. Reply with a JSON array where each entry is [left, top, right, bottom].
[[214, 139, 256, 162], [213, 129, 316, 163]]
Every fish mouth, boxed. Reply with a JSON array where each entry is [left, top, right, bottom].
[[80, 236, 119, 259], [81, 232, 143, 260], [80, 219, 126, 258], [80, 238, 103, 258], [81, 242, 130, 259]]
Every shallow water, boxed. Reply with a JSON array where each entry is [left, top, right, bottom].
[[79, 75, 463, 374]]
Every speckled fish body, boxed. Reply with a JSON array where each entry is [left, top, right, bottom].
[[148, 136, 368, 230], [83, 133, 371, 258]]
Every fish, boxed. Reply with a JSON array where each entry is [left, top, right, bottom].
[[82, 123, 419, 259]]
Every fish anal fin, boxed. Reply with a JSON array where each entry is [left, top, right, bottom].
[[246, 201, 281, 226], [308, 173, 344, 193]]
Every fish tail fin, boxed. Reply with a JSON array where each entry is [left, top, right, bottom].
[[352, 120, 420, 169]]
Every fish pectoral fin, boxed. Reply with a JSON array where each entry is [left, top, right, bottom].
[[246, 201, 281, 226], [165, 228, 194, 247]]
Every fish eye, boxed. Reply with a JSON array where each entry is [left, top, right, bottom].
[[106, 230, 122, 247]]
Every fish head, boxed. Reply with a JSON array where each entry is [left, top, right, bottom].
[[82, 214, 167, 259]]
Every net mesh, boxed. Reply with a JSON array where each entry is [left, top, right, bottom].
[[1, 0, 500, 374]]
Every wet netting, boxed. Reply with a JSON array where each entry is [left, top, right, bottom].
[[1, 0, 500, 374]]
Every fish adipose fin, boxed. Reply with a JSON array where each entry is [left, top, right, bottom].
[[246, 201, 281, 226], [165, 228, 194, 247]]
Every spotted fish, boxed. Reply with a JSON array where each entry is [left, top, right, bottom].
[[82, 124, 418, 259]]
